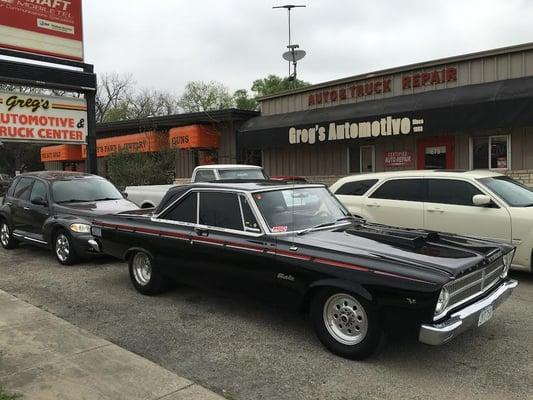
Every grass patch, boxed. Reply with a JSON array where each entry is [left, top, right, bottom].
[[0, 388, 22, 400]]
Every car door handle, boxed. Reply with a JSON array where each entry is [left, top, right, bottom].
[[23, 207, 30, 211], [195, 227, 209, 237], [427, 207, 444, 213], [367, 202, 381, 208]]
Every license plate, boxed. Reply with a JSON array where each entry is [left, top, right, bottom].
[[478, 305, 494, 327]]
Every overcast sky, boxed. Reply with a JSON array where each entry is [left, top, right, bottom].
[[83, 0, 533, 95]]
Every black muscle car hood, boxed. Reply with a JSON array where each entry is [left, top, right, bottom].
[[289, 223, 512, 279], [54, 199, 139, 218]]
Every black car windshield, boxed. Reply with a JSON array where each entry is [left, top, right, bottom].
[[218, 169, 266, 180], [478, 176, 533, 207], [52, 178, 123, 203], [253, 187, 350, 233]]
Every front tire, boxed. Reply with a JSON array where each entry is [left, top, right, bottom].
[[0, 221, 18, 249], [310, 288, 382, 360], [53, 230, 79, 265], [128, 251, 167, 295]]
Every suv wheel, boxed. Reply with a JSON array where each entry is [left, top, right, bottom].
[[0, 221, 18, 249], [310, 288, 382, 360], [129, 251, 167, 295], [54, 230, 79, 265]]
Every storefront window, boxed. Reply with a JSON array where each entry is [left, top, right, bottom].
[[471, 135, 509, 170]]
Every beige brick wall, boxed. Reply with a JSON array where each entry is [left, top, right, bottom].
[[506, 170, 533, 187]]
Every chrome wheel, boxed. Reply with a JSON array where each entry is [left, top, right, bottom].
[[0, 223, 10, 247], [323, 293, 368, 345], [132, 253, 152, 286], [55, 233, 70, 262]]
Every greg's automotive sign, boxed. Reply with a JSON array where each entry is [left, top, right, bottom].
[[0, 91, 87, 144], [288, 116, 425, 145], [0, 0, 83, 60]]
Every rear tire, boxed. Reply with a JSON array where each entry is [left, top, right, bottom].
[[128, 250, 167, 295], [0, 221, 18, 250], [310, 288, 382, 360], [53, 230, 79, 265]]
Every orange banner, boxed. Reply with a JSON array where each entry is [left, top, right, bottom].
[[169, 125, 219, 150], [41, 144, 84, 162], [81, 131, 164, 158]]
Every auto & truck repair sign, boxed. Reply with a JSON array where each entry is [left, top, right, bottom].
[[0, 0, 83, 60], [0, 91, 88, 144]]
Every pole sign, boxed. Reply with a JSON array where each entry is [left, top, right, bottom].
[[0, 0, 84, 61], [0, 91, 88, 144]]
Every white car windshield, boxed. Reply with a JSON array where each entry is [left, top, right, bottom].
[[253, 187, 350, 233], [53, 178, 123, 203], [218, 169, 266, 180], [478, 176, 533, 207]]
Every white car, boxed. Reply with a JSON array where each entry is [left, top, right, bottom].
[[330, 170, 533, 272], [125, 165, 267, 208]]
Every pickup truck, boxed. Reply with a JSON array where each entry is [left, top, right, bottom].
[[125, 164, 267, 208]]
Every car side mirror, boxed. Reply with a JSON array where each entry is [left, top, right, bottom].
[[31, 196, 48, 207], [122, 192, 128, 199], [473, 194, 492, 207]]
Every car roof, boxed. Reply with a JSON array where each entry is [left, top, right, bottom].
[[332, 169, 504, 185], [15, 171, 100, 181], [194, 164, 263, 170]]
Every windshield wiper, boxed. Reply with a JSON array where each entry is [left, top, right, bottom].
[[297, 222, 337, 236], [56, 199, 90, 204], [92, 197, 122, 202]]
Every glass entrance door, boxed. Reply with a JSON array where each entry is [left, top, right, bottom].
[[417, 137, 455, 170]]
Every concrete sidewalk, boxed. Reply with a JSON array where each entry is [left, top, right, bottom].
[[0, 289, 223, 400]]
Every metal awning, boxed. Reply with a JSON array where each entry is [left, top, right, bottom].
[[239, 76, 533, 148]]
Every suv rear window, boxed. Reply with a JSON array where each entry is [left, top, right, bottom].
[[13, 177, 34, 201], [335, 179, 378, 196], [370, 179, 424, 202]]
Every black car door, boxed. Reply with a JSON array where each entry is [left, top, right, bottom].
[[10, 177, 34, 234], [187, 190, 281, 300], [26, 179, 51, 241]]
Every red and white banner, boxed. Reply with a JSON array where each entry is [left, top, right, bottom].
[[0, 91, 88, 144], [384, 151, 413, 168], [0, 0, 84, 61]]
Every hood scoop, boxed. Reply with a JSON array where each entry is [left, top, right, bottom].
[[346, 227, 440, 250]]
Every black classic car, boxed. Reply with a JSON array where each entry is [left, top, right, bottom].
[[91, 181, 518, 359], [0, 171, 139, 264]]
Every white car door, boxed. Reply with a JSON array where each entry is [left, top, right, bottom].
[[364, 178, 425, 229], [423, 178, 512, 241]]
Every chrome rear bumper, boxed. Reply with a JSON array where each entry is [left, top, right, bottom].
[[419, 279, 518, 346]]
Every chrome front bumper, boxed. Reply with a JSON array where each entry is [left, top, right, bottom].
[[419, 279, 518, 346]]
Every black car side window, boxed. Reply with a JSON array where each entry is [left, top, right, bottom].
[[30, 180, 48, 203], [163, 193, 198, 224], [199, 192, 242, 231], [6, 178, 18, 198], [335, 179, 379, 196], [370, 179, 425, 202], [426, 179, 483, 206], [13, 177, 34, 201], [239, 195, 261, 233]]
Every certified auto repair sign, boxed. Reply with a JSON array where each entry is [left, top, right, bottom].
[[0, 91, 88, 144], [0, 0, 83, 60]]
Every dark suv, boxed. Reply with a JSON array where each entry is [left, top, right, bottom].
[[0, 171, 139, 264]]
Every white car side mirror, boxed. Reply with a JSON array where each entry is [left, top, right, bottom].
[[473, 194, 492, 207]]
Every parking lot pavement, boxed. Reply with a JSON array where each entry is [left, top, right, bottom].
[[0, 245, 532, 400]]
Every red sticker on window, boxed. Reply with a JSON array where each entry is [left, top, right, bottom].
[[272, 226, 288, 233]]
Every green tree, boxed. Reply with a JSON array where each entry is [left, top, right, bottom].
[[178, 81, 234, 112], [251, 74, 310, 97], [233, 89, 258, 110]]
